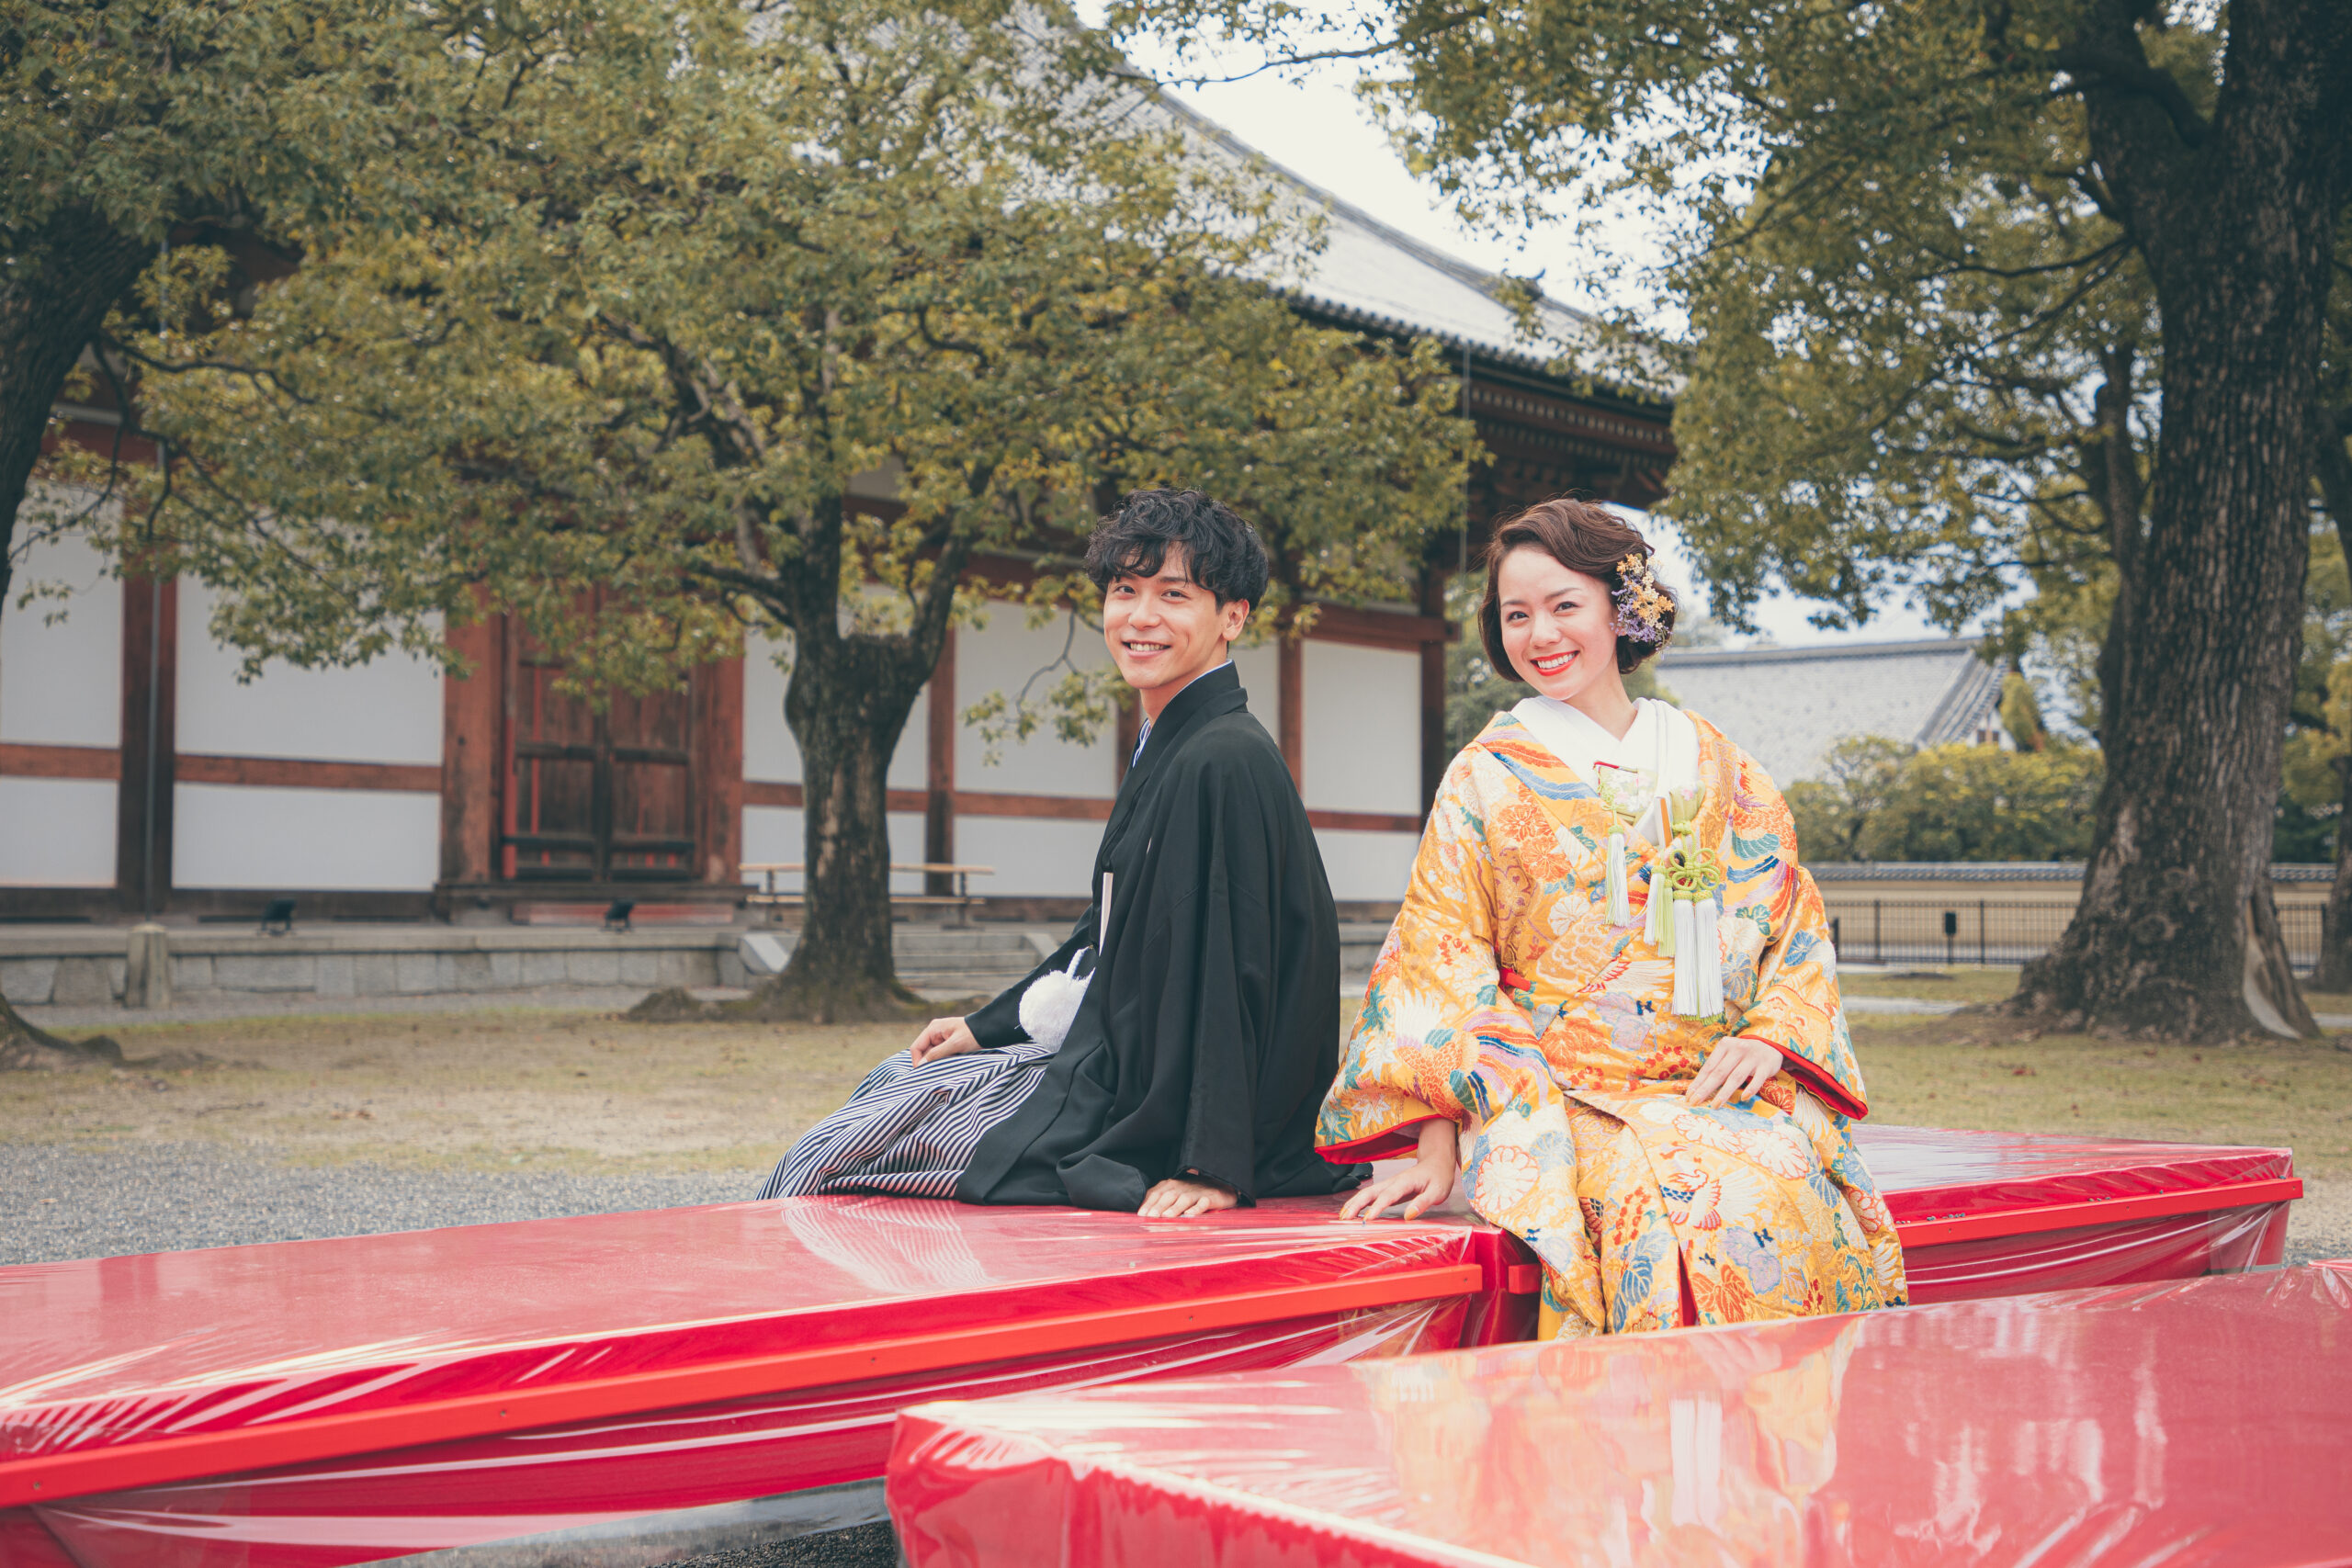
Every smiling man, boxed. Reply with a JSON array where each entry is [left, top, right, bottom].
[[754, 490, 1363, 1217]]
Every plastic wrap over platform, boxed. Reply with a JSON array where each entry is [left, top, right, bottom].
[[0, 1126, 2301, 1566], [890, 1262, 2352, 1568], [0, 1198, 1521, 1567], [1855, 1123, 2297, 1298]]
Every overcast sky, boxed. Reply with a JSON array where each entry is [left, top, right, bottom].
[[1100, 22, 1958, 649]]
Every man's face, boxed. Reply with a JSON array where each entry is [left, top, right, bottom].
[[1102, 545, 1249, 697]]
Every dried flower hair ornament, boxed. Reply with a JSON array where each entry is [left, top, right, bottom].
[[1611, 551, 1672, 645]]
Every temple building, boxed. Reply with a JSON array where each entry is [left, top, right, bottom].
[[0, 129, 1675, 926]]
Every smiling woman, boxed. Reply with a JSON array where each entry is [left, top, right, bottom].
[[1324, 498, 1906, 1337]]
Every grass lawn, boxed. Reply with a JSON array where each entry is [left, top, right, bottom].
[[10, 1010, 901, 1175], [1850, 1013, 2352, 1179], [1840, 967, 2024, 1007], [1839, 964, 2352, 1020], [20, 1003, 2350, 1194]]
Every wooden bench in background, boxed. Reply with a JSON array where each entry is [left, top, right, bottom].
[[742, 863, 996, 927]]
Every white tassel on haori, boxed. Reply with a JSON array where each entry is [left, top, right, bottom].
[[1653, 790, 1727, 1021], [1694, 895, 1724, 1016], [1670, 898, 1701, 1015], [1605, 829, 1631, 926], [1017, 946, 1092, 1050]]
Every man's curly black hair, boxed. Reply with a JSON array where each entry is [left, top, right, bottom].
[[1083, 488, 1270, 610]]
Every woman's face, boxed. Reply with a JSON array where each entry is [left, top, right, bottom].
[[1496, 547, 1623, 705]]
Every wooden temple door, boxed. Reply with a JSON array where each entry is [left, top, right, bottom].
[[503, 633, 697, 884]]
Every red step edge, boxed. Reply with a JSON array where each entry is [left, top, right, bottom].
[[0, 1263, 1482, 1511]]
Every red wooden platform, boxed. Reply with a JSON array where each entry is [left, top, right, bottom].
[[890, 1262, 2352, 1567], [1856, 1123, 2298, 1298], [0, 1126, 2301, 1566]]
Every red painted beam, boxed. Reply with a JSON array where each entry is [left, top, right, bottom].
[[0, 1263, 1481, 1511], [1893, 1177, 2303, 1248]]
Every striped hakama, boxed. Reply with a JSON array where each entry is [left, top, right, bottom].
[[755, 1039, 1059, 1201]]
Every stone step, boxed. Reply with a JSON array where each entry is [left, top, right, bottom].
[[890, 931, 1040, 956]]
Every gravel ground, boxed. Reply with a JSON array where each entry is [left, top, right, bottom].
[[2286, 1175, 2352, 1265], [0, 1140, 763, 1266], [676, 1526, 899, 1568]]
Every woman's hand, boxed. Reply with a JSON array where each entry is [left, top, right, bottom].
[[1139, 1176, 1238, 1218], [909, 1017, 980, 1066], [1687, 1035, 1784, 1108], [1340, 1118, 1461, 1221]]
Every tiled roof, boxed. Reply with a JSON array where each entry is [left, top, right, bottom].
[[1155, 97, 1666, 396], [1652, 637, 2005, 784]]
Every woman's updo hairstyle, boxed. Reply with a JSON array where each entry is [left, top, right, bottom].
[[1476, 498, 1677, 681]]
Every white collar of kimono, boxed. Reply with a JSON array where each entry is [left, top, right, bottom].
[[1510, 695, 1700, 835]]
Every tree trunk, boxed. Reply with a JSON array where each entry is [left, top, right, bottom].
[[2019, 2, 2347, 1041], [733, 632, 933, 1022], [0, 995, 121, 1072], [2312, 415, 2352, 991], [0, 205, 153, 618]]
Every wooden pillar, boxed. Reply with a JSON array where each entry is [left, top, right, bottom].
[[115, 573, 177, 915], [924, 627, 956, 895], [1278, 630, 1305, 794], [693, 645, 747, 887], [1419, 570, 1452, 818], [438, 614, 503, 888]]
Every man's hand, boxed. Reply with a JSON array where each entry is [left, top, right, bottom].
[[1686, 1035, 1784, 1108], [909, 1017, 980, 1066], [1138, 1177, 1238, 1218]]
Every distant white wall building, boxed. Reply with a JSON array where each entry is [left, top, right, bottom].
[[1654, 638, 2007, 784]]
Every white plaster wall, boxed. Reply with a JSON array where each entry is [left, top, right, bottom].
[[1315, 828, 1420, 904], [0, 778, 116, 886], [0, 528, 119, 747], [956, 604, 1119, 798], [741, 631, 928, 791], [952, 817, 1103, 897], [174, 784, 439, 889], [1301, 642, 1420, 816], [888, 691, 928, 792], [1230, 641, 1281, 743], [175, 581, 443, 763], [743, 636, 799, 783], [741, 806, 930, 892]]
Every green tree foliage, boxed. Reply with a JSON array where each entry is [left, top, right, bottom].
[[1857, 744, 2104, 863], [3, 0, 529, 610], [105, 0, 1475, 1011], [1120, 0, 2352, 1039], [1999, 672, 2049, 754], [1784, 737, 1912, 864]]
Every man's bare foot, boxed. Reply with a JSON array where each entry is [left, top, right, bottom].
[[1138, 1177, 1238, 1218]]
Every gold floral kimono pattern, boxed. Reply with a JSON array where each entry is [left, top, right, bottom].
[[1318, 710, 1906, 1337]]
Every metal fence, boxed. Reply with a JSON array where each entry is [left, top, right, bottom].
[[1824, 899, 2327, 972]]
